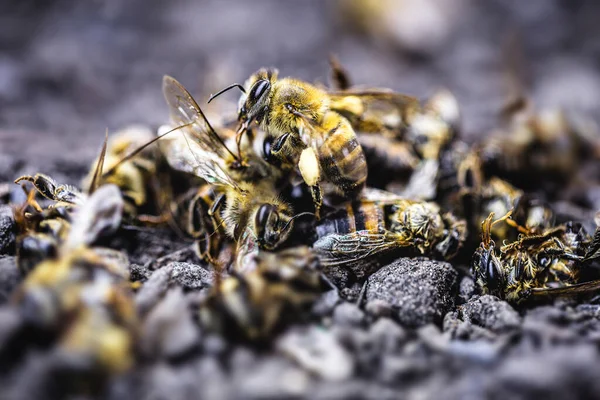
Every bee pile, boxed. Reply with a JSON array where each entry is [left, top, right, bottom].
[[1, 60, 600, 399]]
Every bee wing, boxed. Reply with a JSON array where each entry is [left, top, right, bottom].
[[530, 280, 600, 297], [159, 128, 240, 190], [162, 75, 239, 162], [65, 184, 124, 249], [329, 90, 420, 134], [313, 231, 402, 279], [584, 216, 600, 262]]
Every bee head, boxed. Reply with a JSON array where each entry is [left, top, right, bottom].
[[254, 203, 292, 251], [471, 245, 505, 296], [238, 68, 278, 125]]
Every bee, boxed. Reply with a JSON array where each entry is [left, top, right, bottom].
[[211, 68, 369, 218], [480, 107, 600, 192], [161, 76, 301, 262], [81, 126, 172, 220], [12, 174, 84, 272], [444, 149, 555, 250], [312, 188, 466, 285], [327, 59, 460, 199], [12, 184, 136, 375], [199, 245, 323, 340], [472, 212, 600, 304]]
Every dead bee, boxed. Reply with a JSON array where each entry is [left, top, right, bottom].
[[481, 106, 600, 192], [472, 212, 599, 304], [12, 175, 83, 272], [81, 125, 171, 219], [452, 150, 554, 247], [312, 188, 466, 284], [199, 246, 323, 340], [14, 173, 85, 207], [13, 184, 136, 375], [161, 76, 302, 263], [209, 68, 369, 218], [327, 59, 460, 199]]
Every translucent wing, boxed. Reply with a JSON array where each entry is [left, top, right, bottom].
[[313, 231, 405, 279], [329, 90, 420, 135], [162, 75, 239, 162], [65, 184, 123, 249], [158, 126, 240, 190], [530, 280, 600, 297]]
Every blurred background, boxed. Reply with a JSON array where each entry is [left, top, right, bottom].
[[1, 0, 600, 163]]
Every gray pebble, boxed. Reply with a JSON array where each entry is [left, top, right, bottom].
[[168, 261, 213, 291], [366, 258, 458, 327], [140, 287, 201, 360], [332, 302, 366, 327], [0, 206, 16, 256], [0, 256, 21, 304]]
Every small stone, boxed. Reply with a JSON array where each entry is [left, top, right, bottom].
[[0, 206, 16, 256], [368, 317, 408, 352], [233, 357, 311, 399], [135, 267, 172, 315], [458, 295, 521, 333], [129, 263, 150, 283], [168, 261, 213, 291], [277, 326, 355, 381], [366, 258, 458, 327], [311, 289, 341, 317], [140, 288, 200, 360], [332, 302, 365, 327], [0, 256, 21, 303], [365, 299, 393, 318], [458, 275, 476, 304]]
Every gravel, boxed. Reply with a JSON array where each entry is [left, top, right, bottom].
[[365, 258, 459, 327], [0, 206, 16, 256]]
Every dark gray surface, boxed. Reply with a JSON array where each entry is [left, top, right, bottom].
[[2, 0, 600, 164]]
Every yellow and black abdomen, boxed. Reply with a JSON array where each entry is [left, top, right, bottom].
[[316, 200, 385, 239], [318, 113, 367, 203]]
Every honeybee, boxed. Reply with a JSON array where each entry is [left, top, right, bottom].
[[161, 76, 300, 261], [472, 212, 599, 304], [199, 246, 323, 340], [12, 174, 85, 272], [81, 126, 172, 220], [212, 68, 369, 218], [312, 188, 466, 285], [327, 59, 460, 199], [481, 107, 600, 192], [452, 149, 555, 243], [13, 184, 136, 374], [14, 173, 85, 207]]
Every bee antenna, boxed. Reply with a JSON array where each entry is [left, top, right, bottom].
[[101, 123, 191, 179], [207, 83, 246, 104], [281, 212, 315, 232]]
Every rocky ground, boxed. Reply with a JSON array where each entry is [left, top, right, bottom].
[[2, 1, 600, 399]]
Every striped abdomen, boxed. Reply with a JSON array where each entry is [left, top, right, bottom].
[[319, 113, 367, 202], [316, 201, 385, 239]]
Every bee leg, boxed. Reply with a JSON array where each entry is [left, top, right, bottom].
[[310, 184, 323, 220], [356, 280, 368, 307], [232, 130, 248, 169], [206, 193, 226, 262], [299, 147, 322, 219], [15, 174, 58, 201]]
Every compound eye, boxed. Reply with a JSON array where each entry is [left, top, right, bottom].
[[249, 80, 270, 102], [485, 253, 503, 291], [262, 136, 274, 162], [255, 204, 276, 242]]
